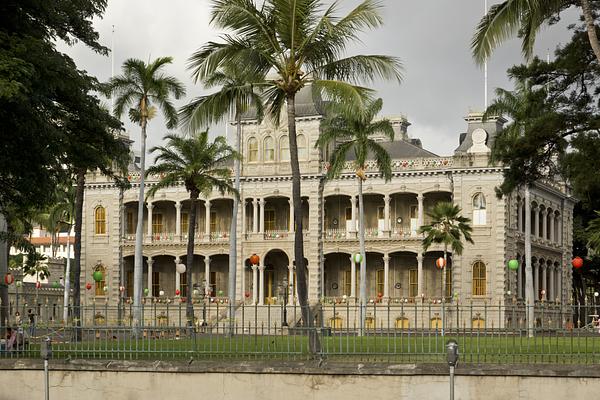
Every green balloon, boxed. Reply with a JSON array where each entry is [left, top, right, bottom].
[[143, 288, 149, 296], [92, 270, 104, 282], [507, 259, 519, 271], [353, 253, 363, 263], [52, 281, 60, 289]]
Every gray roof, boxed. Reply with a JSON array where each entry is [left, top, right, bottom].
[[454, 114, 507, 154], [345, 139, 438, 161], [242, 85, 324, 120]]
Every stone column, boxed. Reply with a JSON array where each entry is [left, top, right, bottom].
[[533, 261, 539, 300], [204, 200, 211, 238], [541, 263, 547, 301], [259, 198, 265, 234], [549, 214, 555, 242], [175, 201, 181, 239], [383, 254, 390, 298], [258, 263, 265, 305], [252, 199, 258, 233], [288, 198, 294, 233], [147, 202, 153, 238], [517, 258, 523, 299], [251, 265, 258, 305], [417, 252, 424, 298], [533, 206, 540, 237], [517, 200, 523, 232], [147, 257, 154, 297], [542, 209, 548, 241], [288, 265, 294, 301], [241, 199, 246, 235], [557, 267, 562, 303], [350, 196, 357, 234], [557, 216, 562, 245], [417, 194, 424, 236], [204, 256, 211, 296], [175, 256, 181, 294], [350, 255, 356, 299], [383, 194, 390, 234], [549, 265, 555, 302]]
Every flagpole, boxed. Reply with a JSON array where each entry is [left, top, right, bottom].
[[111, 24, 115, 114], [484, 0, 488, 110]]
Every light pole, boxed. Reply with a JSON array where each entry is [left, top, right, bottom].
[[446, 339, 459, 400], [282, 278, 288, 327], [41, 337, 52, 400]]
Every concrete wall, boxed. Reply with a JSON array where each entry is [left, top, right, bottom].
[[1, 360, 599, 400]]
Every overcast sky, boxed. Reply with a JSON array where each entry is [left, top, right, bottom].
[[58, 0, 578, 157]]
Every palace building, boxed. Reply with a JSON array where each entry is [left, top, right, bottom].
[[80, 88, 575, 328]]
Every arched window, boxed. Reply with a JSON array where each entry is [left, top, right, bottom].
[[248, 137, 258, 162], [95, 206, 106, 234], [264, 136, 274, 161], [297, 134, 308, 160], [280, 135, 290, 161], [472, 193, 486, 225], [472, 261, 487, 296]]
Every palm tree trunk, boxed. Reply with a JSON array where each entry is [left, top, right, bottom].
[[357, 176, 367, 336], [524, 185, 535, 337], [133, 118, 147, 334], [73, 169, 85, 340], [228, 111, 241, 333], [62, 231, 71, 323], [286, 93, 319, 354], [0, 211, 8, 329], [442, 245, 447, 336], [580, 0, 600, 65], [186, 191, 199, 328]]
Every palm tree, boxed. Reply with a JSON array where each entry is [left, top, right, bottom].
[[419, 202, 474, 335], [146, 131, 239, 326], [317, 98, 393, 334], [180, 65, 263, 328], [190, 0, 402, 349], [587, 211, 600, 254], [472, 0, 600, 65], [105, 57, 185, 330]]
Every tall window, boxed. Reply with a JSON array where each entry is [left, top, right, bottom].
[[126, 211, 134, 234], [95, 206, 106, 234], [210, 211, 217, 232], [94, 265, 106, 296], [409, 269, 418, 298], [152, 271, 160, 297], [343, 270, 359, 296], [280, 135, 290, 161], [180, 270, 187, 298], [248, 137, 258, 162], [376, 269, 384, 296], [265, 209, 276, 231], [126, 270, 133, 298], [472, 261, 487, 296], [297, 134, 307, 160], [152, 214, 163, 235], [264, 136, 274, 161], [181, 213, 189, 234], [445, 266, 452, 298], [472, 193, 486, 225]]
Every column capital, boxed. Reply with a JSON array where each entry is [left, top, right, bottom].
[[258, 264, 265, 271], [204, 256, 211, 265], [175, 256, 180, 264], [259, 198, 266, 206], [384, 194, 390, 202], [147, 257, 154, 266], [417, 252, 423, 262], [253, 198, 259, 205], [205, 199, 211, 207], [147, 202, 154, 209], [175, 201, 181, 209], [417, 193, 424, 201], [350, 196, 357, 205], [383, 254, 390, 262], [251, 264, 258, 271]]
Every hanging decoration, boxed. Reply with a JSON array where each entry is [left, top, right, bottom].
[[159, 290, 165, 296], [144, 288, 149, 296], [217, 290, 224, 296], [175, 289, 181, 296], [507, 259, 519, 271], [16, 280, 22, 288], [353, 253, 363, 264], [86, 282, 92, 290], [572, 257, 584, 269], [176, 263, 186, 274], [35, 281, 42, 289], [249, 254, 260, 265], [52, 281, 60, 289], [93, 270, 104, 282], [119, 286, 125, 293], [4, 272, 14, 285], [435, 257, 446, 269]]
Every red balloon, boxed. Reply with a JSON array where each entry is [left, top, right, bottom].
[[572, 256, 584, 269], [175, 289, 180, 296], [435, 257, 446, 269], [4, 273, 14, 285], [86, 282, 92, 290], [35, 281, 41, 289], [245, 291, 251, 298], [377, 292, 383, 297], [249, 253, 260, 266]]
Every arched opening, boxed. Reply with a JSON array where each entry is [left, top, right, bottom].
[[323, 252, 351, 298], [263, 250, 290, 304]]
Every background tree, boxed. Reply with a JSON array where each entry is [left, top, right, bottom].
[[146, 132, 238, 326], [180, 65, 263, 329], [317, 98, 393, 334], [191, 0, 402, 351], [472, 0, 600, 65], [419, 202, 473, 335], [106, 57, 185, 332]]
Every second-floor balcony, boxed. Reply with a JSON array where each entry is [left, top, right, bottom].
[[123, 231, 230, 244]]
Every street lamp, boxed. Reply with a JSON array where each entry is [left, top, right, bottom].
[[446, 339, 459, 400], [282, 277, 289, 327], [41, 337, 52, 400]]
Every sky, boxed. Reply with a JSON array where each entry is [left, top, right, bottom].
[[57, 0, 579, 157]]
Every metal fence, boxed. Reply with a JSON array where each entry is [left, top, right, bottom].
[[1, 303, 600, 364]]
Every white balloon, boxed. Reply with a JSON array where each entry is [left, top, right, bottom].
[[176, 263, 186, 274], [159, 290, 165, 296]]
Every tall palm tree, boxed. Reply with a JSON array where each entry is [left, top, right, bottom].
[[316, 98, 393, 334], [472, 0, 600, 65], [146, 131, 239, 326], [587, 211, 600, 254], [190, 0, 402, 348], [105, 57, 185, 330], [419, 202, 474, 335], [180, 65, 263, 328]]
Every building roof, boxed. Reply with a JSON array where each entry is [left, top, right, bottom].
[[242, 84, 324, 120], [344, 139, 438, 161]]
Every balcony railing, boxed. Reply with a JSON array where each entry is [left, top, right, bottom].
[[264, 230, 290, 240], [123, 231, 230, 244]]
